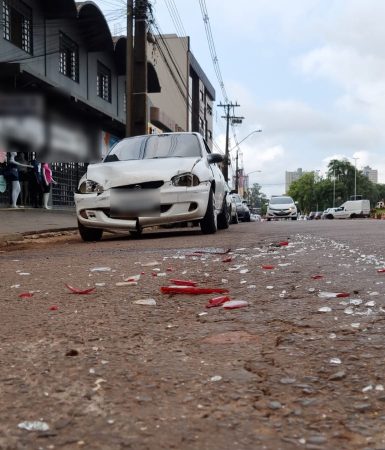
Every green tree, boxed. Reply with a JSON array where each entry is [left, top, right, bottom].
[[288, 172, 319, 213], [245, 183, 267, 213], [327, 159, 382, 205]]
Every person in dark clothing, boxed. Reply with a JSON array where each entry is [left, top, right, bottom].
[[29, 159, 43, 208]]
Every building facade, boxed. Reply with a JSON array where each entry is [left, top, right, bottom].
[[0, 0, 215, 207], [147, 33, 215, 148], [362, 165, 378, 184], [285, 168, 304, 193]]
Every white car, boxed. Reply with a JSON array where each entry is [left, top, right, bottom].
[[266, 195, 298, 221], [75, 132, 229, 241]]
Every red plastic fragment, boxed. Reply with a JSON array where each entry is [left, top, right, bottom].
[[336, 292, 350, 298], [169, 279, 198, 287], [377, 269, 385, 273], [206, 296, 231, 308], [18, 292, 34, 299], [222, 257, 232, 263], [279, 241, 289, 246], [49, 305, 58, 311], [161, 286, 229, 295], [311, 275, 323, 280], [65, 284, 95, 295], [261, 265, 275, 270]]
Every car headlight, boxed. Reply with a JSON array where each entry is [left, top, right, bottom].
[[78, 180, 104, 194], [171, 173, 200, 187]]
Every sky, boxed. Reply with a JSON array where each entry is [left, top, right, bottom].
[[95, 0, 385, 197]]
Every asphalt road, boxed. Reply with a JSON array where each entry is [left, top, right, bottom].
[[1, 219, 385, 450]]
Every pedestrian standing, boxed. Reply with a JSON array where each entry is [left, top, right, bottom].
[[41, 162, 57, 209]]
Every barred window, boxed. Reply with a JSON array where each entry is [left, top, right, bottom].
[[2, 0, 32, 54], [59, 32, 79, 82], [97, 61, 111, 103]]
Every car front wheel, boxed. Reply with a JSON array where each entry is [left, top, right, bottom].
[[200, 189, 217, 234], [78, 221, 103, 242]]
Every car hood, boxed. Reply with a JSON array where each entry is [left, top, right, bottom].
[[86, 157, 202, 189]]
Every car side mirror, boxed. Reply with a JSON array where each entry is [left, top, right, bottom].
[[207, 153, 224, 164]]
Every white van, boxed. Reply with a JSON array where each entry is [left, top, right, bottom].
[[324, 200, 370, 219]]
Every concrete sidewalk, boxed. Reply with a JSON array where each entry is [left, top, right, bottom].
[[0, 208, 78, 244]]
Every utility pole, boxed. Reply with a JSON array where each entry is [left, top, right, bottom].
[[217, 102, 243, 183], [125, 0, 134, 137], [235, 147, 239, 191], [131, 0, 149, 136], [231, 129, 262, 192]]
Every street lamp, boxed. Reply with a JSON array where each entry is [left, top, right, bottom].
[[229, 129, 262, 192], [245, 170, 262, 204], [228, 129, 263, 152], [352, 157, 359, 200]]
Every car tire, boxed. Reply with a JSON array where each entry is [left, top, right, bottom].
[[291, 217, 297, 220], [78, 220, 103, 242], [326, 214, 334, 219], [245, 213, 251, 222], [217, 198, 230, 230], [200, 189, 217, 234]]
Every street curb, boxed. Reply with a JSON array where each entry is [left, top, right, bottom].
[[0, 227, 78, 247]]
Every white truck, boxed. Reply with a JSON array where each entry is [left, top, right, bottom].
[[324, 199, 370, 219]]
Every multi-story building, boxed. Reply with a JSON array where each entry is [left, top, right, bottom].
[[285, 168, 304, 193], [0, 1, 215, 207], [362, 165, 378, 184], [147, 34, 215, 148]]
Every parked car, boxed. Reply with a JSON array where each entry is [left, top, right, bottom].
[[323, 200, 371, 219], [266, 195, 297, 221], [231, 193, 251, 222], [307, 211, 323, 220], [75, 132, 229, 241]]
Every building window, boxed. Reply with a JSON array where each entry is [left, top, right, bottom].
[[97, 61, 111, 102], [207, 103, 212, 116], [2, 0, 33, 54], [59, 32, 79, 82]]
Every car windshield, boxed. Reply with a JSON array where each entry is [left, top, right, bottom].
[[270, 196, 294, 205], [104, 134, 202, 162], [144, 134, 201, 158]]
